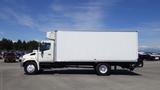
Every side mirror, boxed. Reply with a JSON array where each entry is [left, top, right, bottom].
[[39, 43, 44, 52], [40, 47, 43, 52]]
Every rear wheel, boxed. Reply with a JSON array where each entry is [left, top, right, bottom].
[[138, 61, 144, 67], [24, 62, 38, 75], [137, 59, 144, 67], [4, 59, 8, 63], [95, 63, 111, 76]]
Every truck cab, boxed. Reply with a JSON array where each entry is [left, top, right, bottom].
[[21, 40, 54, 74]]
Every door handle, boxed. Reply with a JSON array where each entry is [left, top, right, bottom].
[[48, 54, 51, 55]]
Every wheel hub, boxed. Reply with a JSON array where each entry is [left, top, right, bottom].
[[27, 64, 35, 73], [99, 65, 108, 74]]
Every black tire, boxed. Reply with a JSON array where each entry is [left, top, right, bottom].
[[38, 69, 44, 73], [138, 61, 144, 67], [4, 59, 8, 63], [24, 62, 38, 75], [95, 63, 111, 76]]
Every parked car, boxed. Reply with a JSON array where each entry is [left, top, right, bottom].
[[15, 52, 24, 59], [149, 53, 160, 60], [4, 52, 16, 62], [0, 51, 3, 59], [138, 52, 151, 61], [139, 52, 160, 61], [0, 53, 3, 59]]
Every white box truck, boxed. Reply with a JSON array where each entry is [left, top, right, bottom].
[[21, 31, 140, 75]]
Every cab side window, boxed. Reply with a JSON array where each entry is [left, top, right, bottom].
[[40, 43, 51, 51]]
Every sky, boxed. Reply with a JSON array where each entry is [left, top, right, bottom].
[[0, 0, 160, 49]]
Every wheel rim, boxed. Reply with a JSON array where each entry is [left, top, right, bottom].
[[27, 64, 35, 73], [99, 65, 108, 74]]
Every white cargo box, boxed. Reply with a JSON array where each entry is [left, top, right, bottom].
[[55, 31, 138, 62]]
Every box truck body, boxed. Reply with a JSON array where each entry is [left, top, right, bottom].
[[56, 31, 138, 62], [21, 31, 140, 75]]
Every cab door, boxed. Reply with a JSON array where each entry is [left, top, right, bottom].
[[38, 41, 54, 62]]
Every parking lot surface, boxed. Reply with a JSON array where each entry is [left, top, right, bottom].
[[0, 59, 160, 90]]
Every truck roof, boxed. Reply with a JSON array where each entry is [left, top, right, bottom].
[[54, 30, 138, 33]]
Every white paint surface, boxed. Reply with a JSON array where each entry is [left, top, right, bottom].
[[56, 31, 138, 62]]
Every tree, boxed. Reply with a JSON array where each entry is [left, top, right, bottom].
[[0, 40, 2, 50], [22, 41, 27, 51], [0, 38, 39, 51], [17, 40, 23, 50], [13, 40, 22, 51], [27, 40, 39, 51], [0, 38, 13, 51]]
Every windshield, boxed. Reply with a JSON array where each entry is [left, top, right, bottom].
[[40, 43, 51, 51]]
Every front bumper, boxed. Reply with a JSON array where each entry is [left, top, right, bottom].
[[19, 58, 24, 67], [20, 61, 23, 67]]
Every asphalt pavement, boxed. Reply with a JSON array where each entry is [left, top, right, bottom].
[[0, 59, 160, 90]]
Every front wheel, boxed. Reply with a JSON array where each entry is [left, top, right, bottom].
[[95, 63, 111, 76], [24, 62, 38, 75]]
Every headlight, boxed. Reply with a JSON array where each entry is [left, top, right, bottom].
[[19, 57, 25, 61]]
